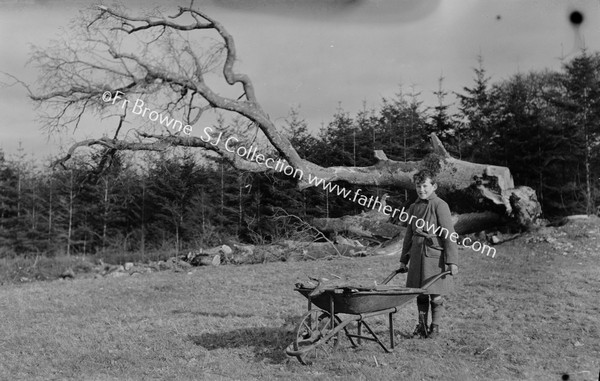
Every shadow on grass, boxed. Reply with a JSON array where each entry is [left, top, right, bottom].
[[171, 309, 256, 318], [187, 314, 301, 363]]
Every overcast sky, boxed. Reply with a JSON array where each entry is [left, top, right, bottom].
[[1, 0, 599, 161]]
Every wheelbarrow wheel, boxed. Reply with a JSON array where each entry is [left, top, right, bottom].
[[292, 309, 340, 365]]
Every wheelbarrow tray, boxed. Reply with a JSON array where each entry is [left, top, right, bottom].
[[294, 286, 426, 314]]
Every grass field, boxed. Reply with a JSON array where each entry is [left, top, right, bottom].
[[1, 220, 599, 380]]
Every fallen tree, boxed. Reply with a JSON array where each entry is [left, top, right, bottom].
[[312, 134, 541, 239], [15, 2, 541, 246]]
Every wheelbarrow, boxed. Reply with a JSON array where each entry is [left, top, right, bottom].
[[285, 269, 452, 365]]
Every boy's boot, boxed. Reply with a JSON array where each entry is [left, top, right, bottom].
[[412, 295, 429, 338], [429, 295, 444, 338]]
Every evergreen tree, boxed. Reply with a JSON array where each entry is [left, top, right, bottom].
[[0, 150, 20, 255], [284, 107, 318, 159], [430, 75, 458, 156], [488, 71, 565, 215], [145, 151, 206, 252], [456, 55, 494, 161], [378, 87, 429, 162], [558, 50, 600, 214]]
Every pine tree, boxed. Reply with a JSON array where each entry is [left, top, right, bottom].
[[430, 74, 458, 156], [488, 71, 563, 213], [559, 50, 600, 214], [456, 55, 494, 161], [284, 107, 318, 159], [378, 87, 429, 162]]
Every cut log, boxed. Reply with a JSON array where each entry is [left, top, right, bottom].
[[507, 186, 542, 227], [315, 211, 507, 238], [187, 254, 221, 266], [312, 193, 400, 241], [490, 232, 521, 244], [311, 212, 398, 241], [186, 246, 226, 266], [281, 242, 367, 260], [372, 233, 405, 256], [566, 214, 589, 220], [453, 212, 506, 235]]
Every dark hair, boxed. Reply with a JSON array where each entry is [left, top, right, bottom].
[[413, 170, 436, 185]]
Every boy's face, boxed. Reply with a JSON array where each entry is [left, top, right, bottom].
[[415, 178, 437, 200]]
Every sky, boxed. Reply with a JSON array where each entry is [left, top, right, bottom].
[[0, 0, 599, 161]]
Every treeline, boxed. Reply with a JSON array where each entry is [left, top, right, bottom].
[[2, 52, 600, 257]]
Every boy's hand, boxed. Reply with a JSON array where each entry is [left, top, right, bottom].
[[447, 264, 458, 275], [397, 263, 408, 273]]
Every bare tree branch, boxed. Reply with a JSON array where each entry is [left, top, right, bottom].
[[272, 207, 342, 257], [0, 72, 35, 97]]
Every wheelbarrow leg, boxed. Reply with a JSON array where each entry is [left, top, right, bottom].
[[343, 325, 358, 348], [329, 294, 335, 330], [361, 321, 392, 353], [389, 312, 394, 350]]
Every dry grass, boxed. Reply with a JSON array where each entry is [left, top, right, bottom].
[[0, 250, 178, 284], [1, 221, 599, 380]]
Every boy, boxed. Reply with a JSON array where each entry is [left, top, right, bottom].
[[397, 170, 458, 338]]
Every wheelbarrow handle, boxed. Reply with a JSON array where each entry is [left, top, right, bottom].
[[382, 269, 452, 287], [381, 269, 401, 285], [421, 270, 452, 290]]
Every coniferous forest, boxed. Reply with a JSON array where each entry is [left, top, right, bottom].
[[3, 52, 600, 258]]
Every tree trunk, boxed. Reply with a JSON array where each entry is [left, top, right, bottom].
[[102, 177, 108, 250], [311, 195, 398, 239], [175, 222, 179, 253], [67, 170, 74, 256], [313, 210, 507, 239], [48, 177, 53, 235], [141, 179, 145, 258], [311, 135, 541, 239], [31, 180, 36, 230]]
